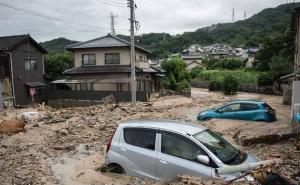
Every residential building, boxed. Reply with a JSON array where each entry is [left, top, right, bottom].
[[51, 34, 163, 102], [0, 34, 47, 107], [180, 55, 206, 71], [281, 7, 300, 121]]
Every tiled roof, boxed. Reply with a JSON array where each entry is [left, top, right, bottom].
[[63, 65, 144, 75], [66, 34, 150, 53], [0, 34, 47, 53]]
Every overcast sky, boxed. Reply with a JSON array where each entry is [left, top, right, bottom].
[[0, 0, 296, 42]]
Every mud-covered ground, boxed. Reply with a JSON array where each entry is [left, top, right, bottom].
[[0, 88, 299, 185]]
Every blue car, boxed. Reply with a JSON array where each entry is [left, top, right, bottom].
[[197, 100, 276, 122]]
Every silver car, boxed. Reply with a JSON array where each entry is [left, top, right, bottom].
[[105, 120, 259, 181]]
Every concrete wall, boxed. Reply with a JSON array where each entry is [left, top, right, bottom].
[[292, 81, 300, 117], [48, 90, 149, 102], [73, 47, 149, 68]]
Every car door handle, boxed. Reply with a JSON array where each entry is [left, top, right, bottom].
[[160, 160, 168, 164], [120, 148, 127, 152]]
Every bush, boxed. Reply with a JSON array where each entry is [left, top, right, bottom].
[[190, 66, 204, 79], [223, 75, 239, 95], [177, 80, 191, 92], [221, 59, 244, 70], [162, 57, 191, 91], [209, 81, 222, 91], [257, 74, 274, 87]]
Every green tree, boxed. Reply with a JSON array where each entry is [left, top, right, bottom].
[[255, 31, 295, 72], [223, 75, 239, 95], [161, 57, 190, 91], [190, 66, 204, 79], [44, 52, 74, 80]]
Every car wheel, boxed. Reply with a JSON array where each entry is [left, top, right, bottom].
[[202, 117, 211, 121], [106, 163, 125, 174]]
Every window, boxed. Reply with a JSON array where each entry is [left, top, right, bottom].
[[105, 53, 120, 65], [194, 130, 244, 165], [161, 132, 206, 163], [124, 128, 156, 150], [240, 103, 259, 111], [82, 54, 96, 66], [219, 103, 240, 112], [25, 59, 37, 71], [79, 83, 93, 91]]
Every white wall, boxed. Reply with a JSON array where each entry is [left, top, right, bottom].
[[292, 81, 300, 117], [74, 48, 148, 68]]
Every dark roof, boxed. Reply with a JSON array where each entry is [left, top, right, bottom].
[[66, 34, 150, 53], [25, 81, 47, 87], [0, 34, 47, 53], [63, 65, 144, 75]]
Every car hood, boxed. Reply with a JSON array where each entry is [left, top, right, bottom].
[[199, 109, 216, 114], [220, 153, 260, 181]]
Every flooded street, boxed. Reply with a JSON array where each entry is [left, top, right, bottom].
[[0, 88, 299, 185]]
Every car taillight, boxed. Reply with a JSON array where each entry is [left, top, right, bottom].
[[106, 128, 117, 154]]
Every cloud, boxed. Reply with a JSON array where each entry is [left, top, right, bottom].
[[0, 0, 291, 41]]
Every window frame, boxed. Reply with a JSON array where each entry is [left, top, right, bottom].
[[160, 131, 209, 164], [105, 53, 120, 65], [81, 54, 96, 66], [25, 59, 37, 71], [239, 103, 259, 111], [218, 103, 241, 112], [123, 127, 157, 151]]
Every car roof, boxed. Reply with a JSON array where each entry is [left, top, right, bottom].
[[120, 120, 207, 136], [230, 99, 265, 104]]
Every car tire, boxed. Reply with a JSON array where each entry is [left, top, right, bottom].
[[106, 163, 125, 174], [203, 117, 212, 121]]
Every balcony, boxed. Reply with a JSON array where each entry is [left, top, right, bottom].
[[136, 60, 150, 69]]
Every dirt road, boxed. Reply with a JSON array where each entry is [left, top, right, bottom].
[[0, 88, 299, 185]]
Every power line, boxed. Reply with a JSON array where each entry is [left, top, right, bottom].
[[0, 2, 113, 31], [96, 0, 126, 8]]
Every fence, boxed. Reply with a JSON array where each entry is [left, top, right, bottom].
[[191, 80, 282, 95]]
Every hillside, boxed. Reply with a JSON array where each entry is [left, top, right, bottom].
[[41, 3, 299, 57], [120, 3, 299, 58], [40, 38, 78, 52]]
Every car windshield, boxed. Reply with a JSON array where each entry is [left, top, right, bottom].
[[193, 130, 241, 165]]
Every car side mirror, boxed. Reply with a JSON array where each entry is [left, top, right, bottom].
[[217, 110, 223, 114], [197, 155, 210, 165]]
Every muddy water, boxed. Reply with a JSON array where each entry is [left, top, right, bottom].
[[51, 145, 131, 185]]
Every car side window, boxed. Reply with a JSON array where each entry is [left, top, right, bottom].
[[219, 103, 240, 112], [124, 128, 156, 150], [161, 132, 207, 164], [240, 103, 259, 111]]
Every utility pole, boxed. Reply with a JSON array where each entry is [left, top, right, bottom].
[[128, 0, 136, 105], [244, 11, 247, 20], [110, 12, 117, 35], [232, 8, 235, 22]]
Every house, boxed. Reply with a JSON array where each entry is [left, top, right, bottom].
[[49, 34, 163, 102], [281, 7, 300, 122], [180, 55, 206, 71], [0, 34, 47, 107]]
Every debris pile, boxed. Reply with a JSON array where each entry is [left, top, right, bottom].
[[0, 92, 299, 185]]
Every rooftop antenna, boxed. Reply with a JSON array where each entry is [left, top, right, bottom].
[[110, 12, 117, 35], [232, 8, 235, 22]]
